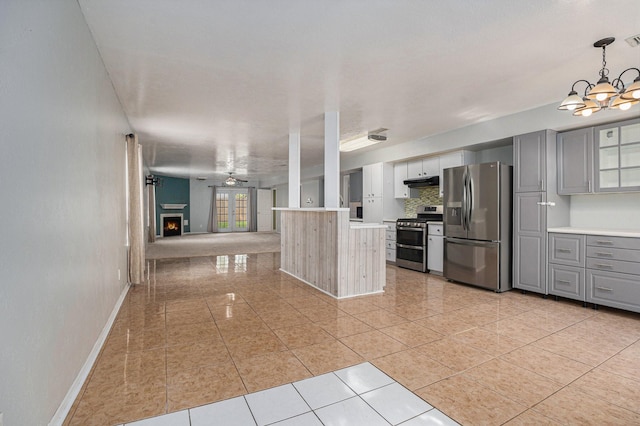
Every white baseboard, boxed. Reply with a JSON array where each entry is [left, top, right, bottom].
[[48, 283, 131, 426], [279, 268, 384, 300]]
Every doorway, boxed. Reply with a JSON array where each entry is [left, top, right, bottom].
[[216, 188, 248, 232]]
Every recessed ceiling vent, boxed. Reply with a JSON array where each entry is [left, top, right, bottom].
[[368, 128, 388, 141], [625, 34, 640, 47]]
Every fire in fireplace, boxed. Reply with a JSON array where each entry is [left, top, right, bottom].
[[162, 215, 183, 237]]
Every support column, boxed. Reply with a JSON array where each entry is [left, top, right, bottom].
[[288, 132, 301, 208], [324, 111, 340, 208]]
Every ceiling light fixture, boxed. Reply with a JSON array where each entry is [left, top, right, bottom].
[[558, 37, 640, 117], [339, 128, 388, 152], [223, 172, 247, 186]]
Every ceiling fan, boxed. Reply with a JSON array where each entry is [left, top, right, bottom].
[[223, 172, 248, 186]]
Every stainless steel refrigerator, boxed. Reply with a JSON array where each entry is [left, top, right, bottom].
[[443, 162, 512, 292]]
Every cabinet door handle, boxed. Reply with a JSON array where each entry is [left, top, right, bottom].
[[595, 240, 614, 245], [595, 252, 613, 257], [556, 279, 571, 285], [557, 248, 572, 253], [588, 180, 592, 192], [595, 286, 613, 292], [594, 263, 613, 269]]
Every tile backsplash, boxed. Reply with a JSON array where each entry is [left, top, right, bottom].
[[404, 187, 442, 217]]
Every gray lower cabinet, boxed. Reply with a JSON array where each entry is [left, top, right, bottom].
[[548, 233, 586, 303], [586, 270, 640, 313], [549, 264, 585, 300], [549, 233, 586, 267], [514, 192, 546, 293], [586, 234, 640, 313], [548, 232, 640, 313]]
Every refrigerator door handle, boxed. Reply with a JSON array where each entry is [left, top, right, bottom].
[[447, 237, 497, 246], [462, 169, 468, 231], [466, 172, 473, 229]]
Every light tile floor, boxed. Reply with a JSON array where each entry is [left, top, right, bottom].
[[64, 252, 640, 425], [119, 363, 456, 426]]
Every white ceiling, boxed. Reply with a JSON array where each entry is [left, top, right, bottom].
[[78, 0, 640, 182]]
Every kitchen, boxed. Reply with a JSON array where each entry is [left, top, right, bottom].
[[340, 117, 639, 313]]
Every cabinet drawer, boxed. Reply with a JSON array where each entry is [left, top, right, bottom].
[[549, 233, 586, 267], [549, 264, 585, 301], [385, 240, 396, 249], [428, 224, 443, 235], [386, 248, 396, 262], [587, 246, 640, 263], [385, 222, 397, 231], [587, 235, 640, 250], [385, 230, 396, 241], [586, 270, 640, 313], [587, 258, 640, 276]]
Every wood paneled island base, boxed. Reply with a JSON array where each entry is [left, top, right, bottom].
[[276, 208, 387, 298]]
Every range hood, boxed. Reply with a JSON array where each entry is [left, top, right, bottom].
[[403, 175, 439, 188]]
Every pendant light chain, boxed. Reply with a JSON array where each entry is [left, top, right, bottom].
[[600, 44, 609, 79]]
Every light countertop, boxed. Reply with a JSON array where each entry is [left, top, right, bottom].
[[427, 221, 443, 225], [349, 222, 388, 229], [547, 227, 640, 238], [273, 207, 349, 212]]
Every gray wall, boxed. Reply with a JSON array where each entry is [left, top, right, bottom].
[[475, 145, 513, 165], [0, 1, 130, 424], [349, 171, 363, 202], [189, 179, 262, 233], [189, 179, 213, 233]]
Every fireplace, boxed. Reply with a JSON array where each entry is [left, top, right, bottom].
[[160, 213, 183, 237]]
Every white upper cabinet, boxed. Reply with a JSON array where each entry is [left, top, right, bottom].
[[394, 162, 410, 199], [422, 157, 440, 177], [363, 162, 384, 198], [407, 157, 440, 179]]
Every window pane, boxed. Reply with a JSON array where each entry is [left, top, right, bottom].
[[599, 169, 619, 188], [599, 146, 619, 170], [621, 123, 640, 145], [599, 127, 618, 147], [217, 193, 229, 229], [620, 143, 640, 168], [235, 193, 247, 228], [621, 168, 640, 187]]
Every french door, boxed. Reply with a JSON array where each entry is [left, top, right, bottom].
[[216, 188, 248, 232]]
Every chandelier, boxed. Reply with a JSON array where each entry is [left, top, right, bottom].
[[558, 37, 640, 117]]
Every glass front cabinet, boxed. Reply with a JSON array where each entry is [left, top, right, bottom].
[[594, 118, 640, 192]]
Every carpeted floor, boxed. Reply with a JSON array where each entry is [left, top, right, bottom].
[[145, 232, 281, 259]]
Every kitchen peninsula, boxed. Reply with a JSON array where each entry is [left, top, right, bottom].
[[275, 207, 386, 298]]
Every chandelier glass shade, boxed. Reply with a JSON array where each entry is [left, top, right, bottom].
[[558, 37, 640, 117]]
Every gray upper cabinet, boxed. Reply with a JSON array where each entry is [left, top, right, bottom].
[[594, 118, 640, 193], [514, 131, 546, 192], [557, 127, 593, 195]]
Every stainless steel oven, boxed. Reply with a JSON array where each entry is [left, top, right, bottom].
[[396, 205, 443, 273]]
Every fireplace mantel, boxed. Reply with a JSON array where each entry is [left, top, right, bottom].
[[160, 203, 187, 209]]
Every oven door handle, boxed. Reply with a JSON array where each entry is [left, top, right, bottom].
[[397, 227, 425, 232], [396, 243, 425, 250]]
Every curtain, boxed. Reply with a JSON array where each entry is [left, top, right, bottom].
[[126, 134, 145, 285], [148, 182, 156, 243], [207, 186, 218, 233], [248, 187, 257, 232]]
